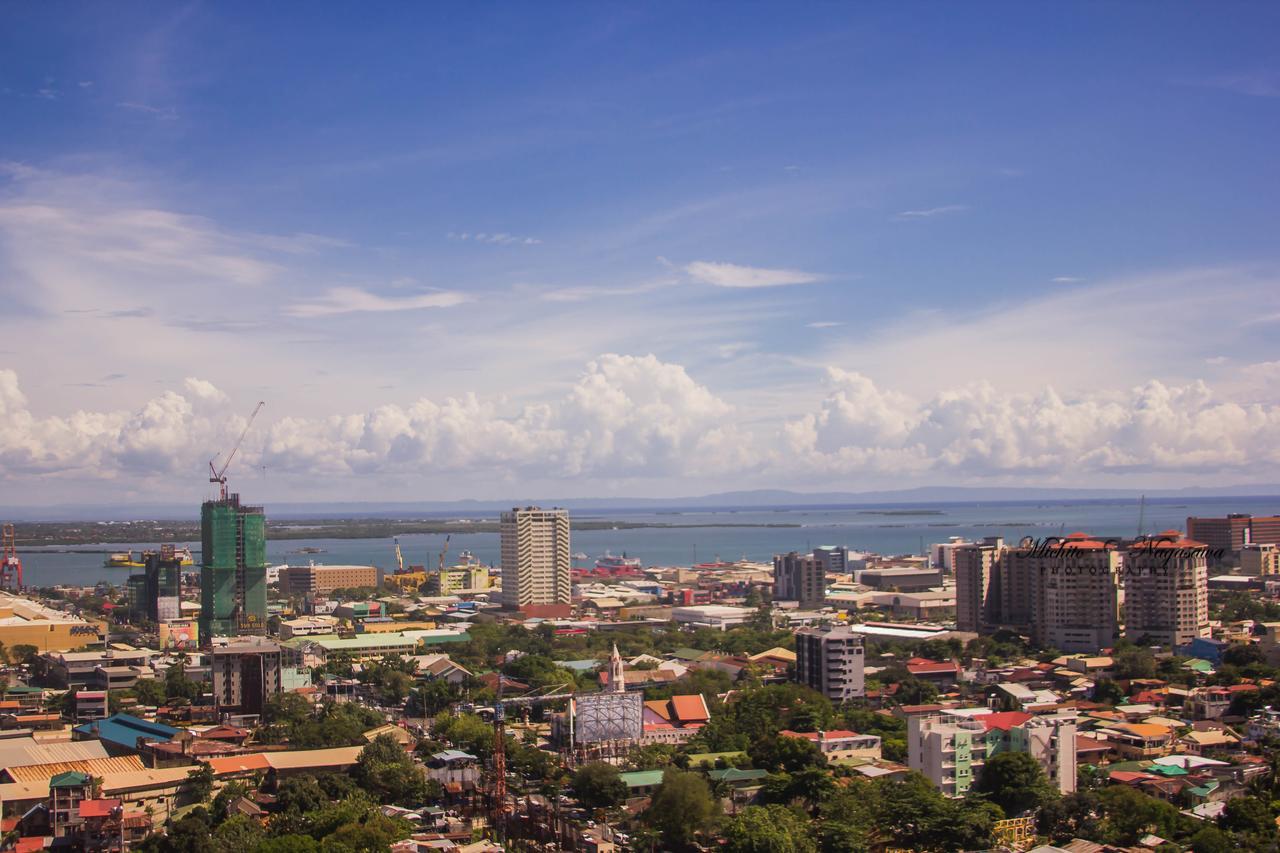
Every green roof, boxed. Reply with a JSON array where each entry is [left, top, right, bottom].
[[671, 647, 707, 661], [50, 771, 91, 788], [1184, 659, 1215, 673], [619, 770, 665, 788], [1150, 764, 1188, 776], [706, 768, 767, 783]]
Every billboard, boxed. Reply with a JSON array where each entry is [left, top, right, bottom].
[[573, 691, 643, 744]]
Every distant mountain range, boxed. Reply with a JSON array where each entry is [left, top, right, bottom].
[[3, 484, 1280, 521]]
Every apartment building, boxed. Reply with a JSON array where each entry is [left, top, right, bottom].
[[500, 507, 571, 612], [1018, 534, 1120, 653], [954, 537, 1003, 632], [794, 625, 865, 702], [1123, 532, 1210, 648], [908, 710, 1077, 798], [280, 564, 379, 597], [1242, 543, 1280, 576]]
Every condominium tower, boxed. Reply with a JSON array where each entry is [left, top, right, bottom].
[[773, 551, 826, 609], [1124, 531, 1210, 648], [794, 625, 865, 702], [500, 507, 571, 611]]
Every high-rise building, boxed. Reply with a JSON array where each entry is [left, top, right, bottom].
[[200, 495, 268, 642], [211, 638, 309, 715], [1186, 513, 1280, 562], [773, 551, 826, 609], [794, 625, 865, 702], [125, 545, 183, 624], [1242, 544, 1280, 576], [1014, 533, 1119, 653], [500, 507, 571, 611], [1124, 531, 1210, 648], [279, 564, 379, 597], [812, 545, 850, 574], [954, 537, 1003, 632]]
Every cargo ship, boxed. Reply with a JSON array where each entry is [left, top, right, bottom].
[[104, 547, 195, 568], [572, 551, 645, 579]]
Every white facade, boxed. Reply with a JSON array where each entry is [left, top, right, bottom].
[[500, 507, 571, 609]]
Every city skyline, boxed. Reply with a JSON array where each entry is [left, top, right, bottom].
[[3, 5, 1280, 503]]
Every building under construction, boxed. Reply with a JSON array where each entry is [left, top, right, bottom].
[[126, 544, 184, 624], [199, 494, 268, 642]]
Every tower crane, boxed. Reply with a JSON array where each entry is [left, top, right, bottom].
[[438, 534, 451, 572], [488, 683, 575, 839], [1, 524, 22, 590], [208, 401, 265, 500]]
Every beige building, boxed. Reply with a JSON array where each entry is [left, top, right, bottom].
[[1241, 543, 1280, 576], [500, 507, 571, 611], [954, 537, 1003, 632], [0, 593, 104, 652], [1124, 531, 1210, 648], [280, 564, 379, 597], [1009, 534, 1120, 653]]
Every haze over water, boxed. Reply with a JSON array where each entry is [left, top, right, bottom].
[[15, 497, 1280, 588]]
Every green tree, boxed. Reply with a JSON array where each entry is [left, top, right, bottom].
[[971, 751, 1057, 816], [9, 644, 38, 667], [187, 764, 215, 803], [211, 813, 264, 853], [353, 733, 426, 806], [723, 804, 816, 853], [133, 678, 166, 706], [570, 762, 628, 811], [1092, 678, 1125, 705], [749, 735, 826, 774], [275, 775, 326, 814], [1190, 825, 1231, 853], [645, 768, 721, 851], [1219, 794, 1275, 837]]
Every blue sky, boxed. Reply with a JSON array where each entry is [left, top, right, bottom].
[[2, 3, 1279, 503]]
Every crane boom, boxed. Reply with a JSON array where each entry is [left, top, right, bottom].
[[438, 534, 451, 572], [209, 401, 266, 500]]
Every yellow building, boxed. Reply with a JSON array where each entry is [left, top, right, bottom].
[[0, 593, 104, 652]]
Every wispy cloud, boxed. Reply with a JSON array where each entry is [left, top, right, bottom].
[[685, 260, 822, 288], [807, 321, 843, 328], [893, 204, 968, 220], [1198, 70, 1280, 98], [1051, 276, 1083, 284], [286, 287, 471, 317], [448, 231, 541, 246], [537, 277, 675, 303], [118, 101, 177, 119]]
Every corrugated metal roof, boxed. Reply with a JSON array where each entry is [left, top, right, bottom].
[[0, 738, 109, 769], [6, 755, 145, 783]]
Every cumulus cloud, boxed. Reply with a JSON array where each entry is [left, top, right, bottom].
[[685, 260, 822, 288], [783, 368, 1280, 477], [0, 355, 753, 485], [285, 287, 471, 317]]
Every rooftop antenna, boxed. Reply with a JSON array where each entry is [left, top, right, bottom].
[[1137, 494, 1146, 539]]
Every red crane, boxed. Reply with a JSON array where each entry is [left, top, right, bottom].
[[1, 524, 22, 590], [208, 401, 266, 500]]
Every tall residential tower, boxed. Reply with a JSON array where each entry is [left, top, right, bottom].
[[500, 507, 571, 612], [200, 494, 268, 642]]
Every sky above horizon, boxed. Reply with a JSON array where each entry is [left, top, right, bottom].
[[2, 3, 1279, 505]]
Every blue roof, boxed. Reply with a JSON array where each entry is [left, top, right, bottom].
[[73, 713, 180, 751]]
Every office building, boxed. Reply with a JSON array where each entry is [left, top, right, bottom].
[[773, 551, 826, 608], [954, 537, 1003, 632], [500, 507, 571, 612], [1186, 514, 1280, 563], [812, 545, 850, 573], [1241, 543, 1280, 576], [1123, 531, 1210, 648], [126, 545, 183, 624], [200, 494, 268, 642], [794, 625, 865, 702], [280, 564, 379, 597]]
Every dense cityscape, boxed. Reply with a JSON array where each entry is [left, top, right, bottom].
[[6, 3, 1280, 852], [0, 491, 1278, 852]]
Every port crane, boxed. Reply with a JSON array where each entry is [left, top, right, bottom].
[[394, 537, 406, 574], [208, 401, 265, 500], [438, 534, 451, 572], [1, 524, 22, 590]]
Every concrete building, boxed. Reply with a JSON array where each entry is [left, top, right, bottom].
[[908, 710, 1077, 798], [0, 593, 103, 652], [280, 564, 379, 597], [671, 605, 753, 630], [858, 566, 943, 591], [794, 625, 865, 702], [1124, 532, 1210, 648], [126, 545, 183, 623], [500, 507, 571, 612], [200, 494, 268, 641], [211, 639, 309, 716], [1187, 514, 1280, 563], [773, 551, 826, 609], [1008, 534, 1120, 653], [812, 546, 851, 573], [954, 537, 1003, 632], [1242, 543, 1280, 576]]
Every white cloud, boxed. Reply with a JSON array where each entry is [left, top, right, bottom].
[[685, 260, 822, 288], [1051, 276, 1083, 284], [117, 101, 177, 119], [893, 204, 968, 220], [284, 287, 471, 318], [448, 231, 541, 246], [807, 321, 843, 329]]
